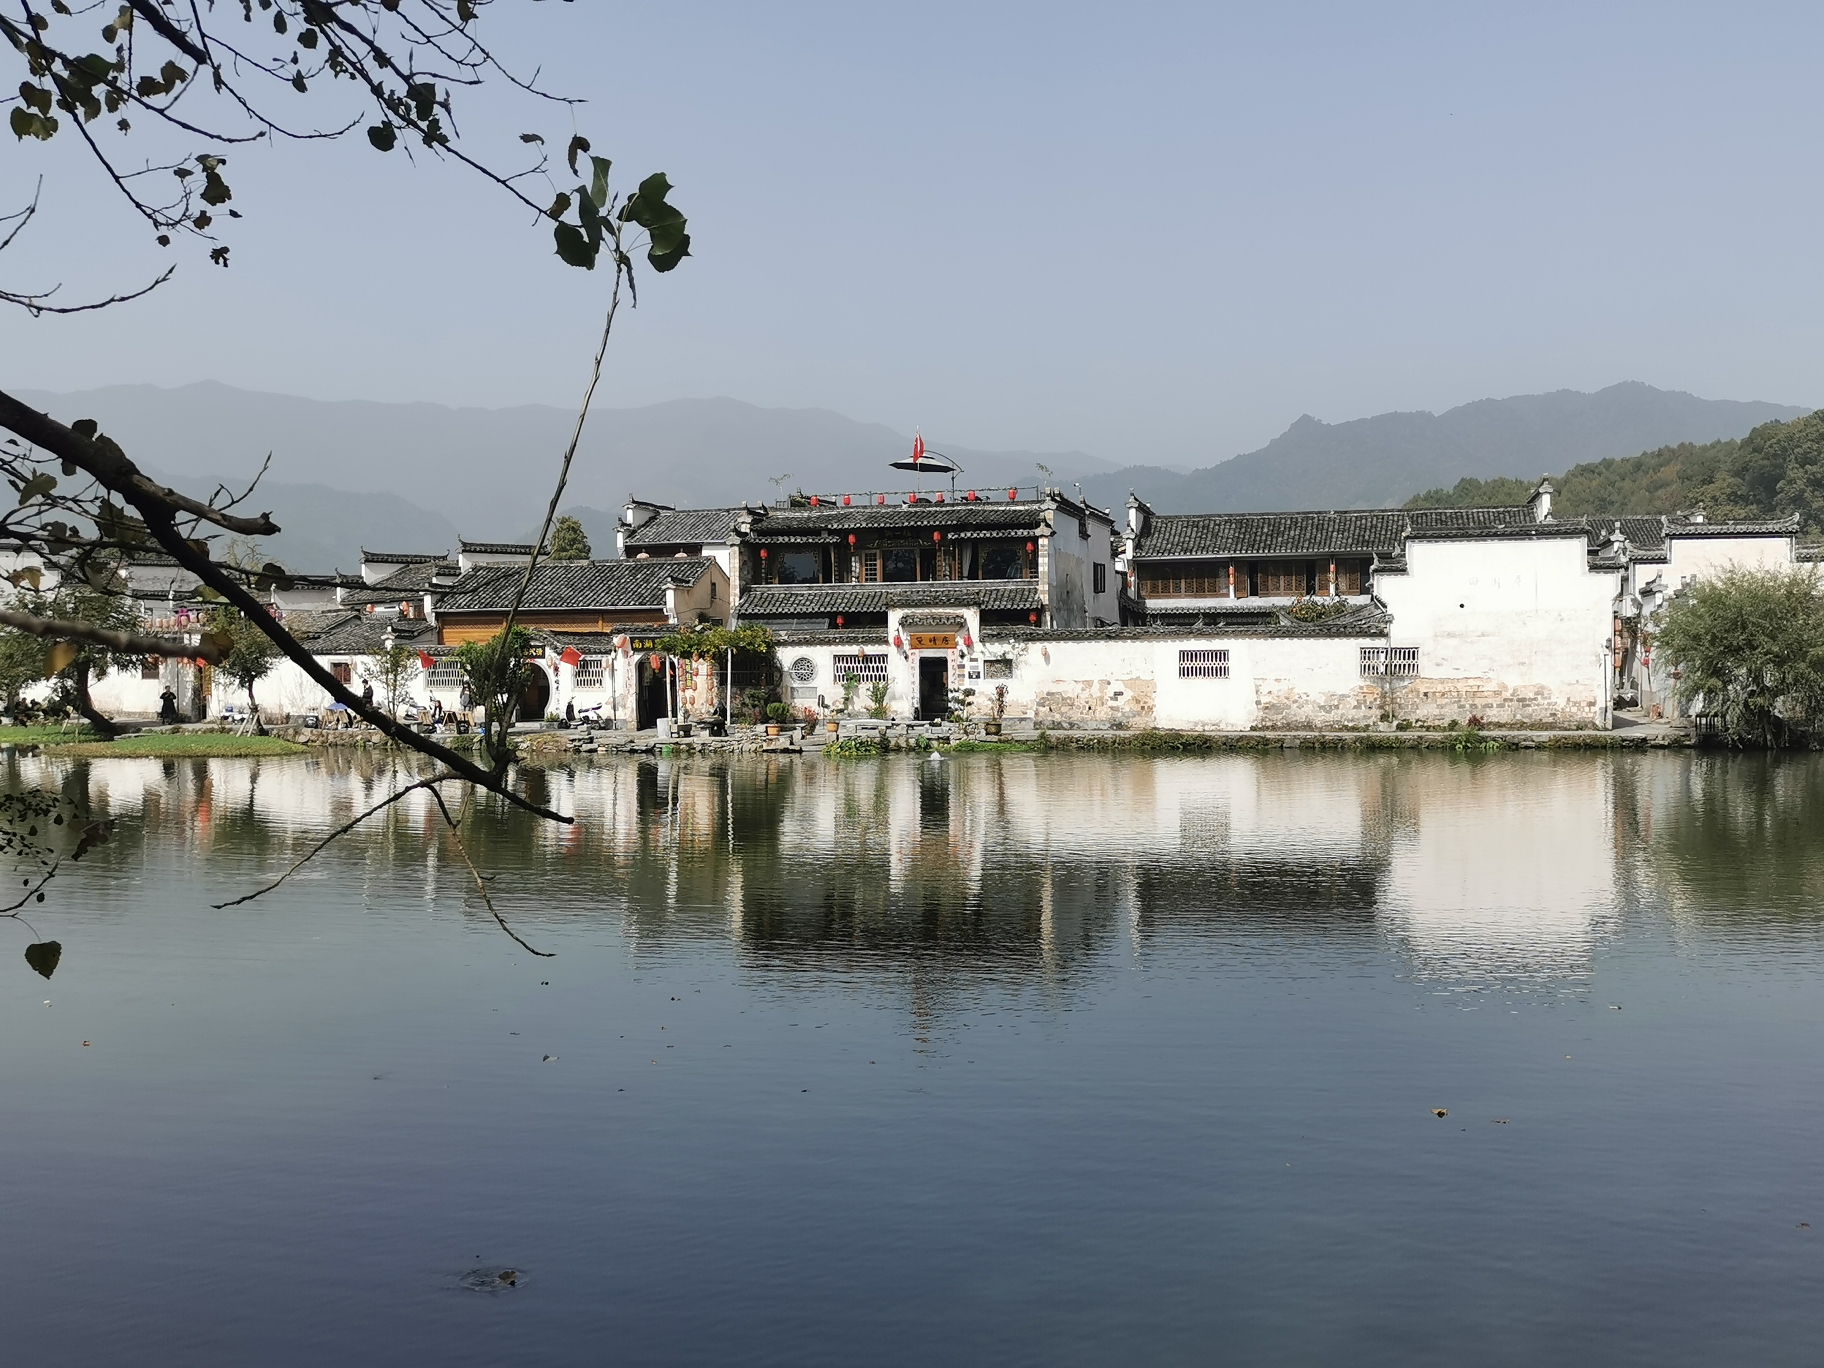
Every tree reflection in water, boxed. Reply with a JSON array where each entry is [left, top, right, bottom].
[[13, 748, 1824, 1003]]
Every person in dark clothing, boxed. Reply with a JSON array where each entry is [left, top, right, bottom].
[[158, 686, 179, 724], [361, 681, 374, 710], [565, 700, 575, 725]]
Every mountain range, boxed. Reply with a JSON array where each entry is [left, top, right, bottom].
[[13, 380, 1814, 572], [1076, 382, 1811, 514]]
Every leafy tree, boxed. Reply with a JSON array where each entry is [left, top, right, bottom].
[[455, 625, 534, 774], [363, 643, 417, 722], [40, 580, 145, 737], [1655, 567, 1824, 747], [1403, 477, 1536, 510], [549, 515, 591, 562], [0, 1, 688, 830], [209, 606, 282, 734], [0, 620, 46, 716]]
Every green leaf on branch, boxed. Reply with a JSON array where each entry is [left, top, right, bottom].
[[553, 222, 595, 270], [589, 155, 611, 209], [367, 123, 397, 152], [620, 172, 691, 272], [24, 941, 61, 980], [546, 191, 571, 222], [565, 134, 590, 174]]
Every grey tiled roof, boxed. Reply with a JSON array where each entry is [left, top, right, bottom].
[[621, 507, 745, 548], [1133, 506, 1539, 559], [1662, 514, 1802, 538], [459, 540, 544, 556], [340, 560, 459, 607], [360, 549, 448, 564], [738, 581, 1044, 615], [302, 614, 436, 655], [437, 558, 710, 612]]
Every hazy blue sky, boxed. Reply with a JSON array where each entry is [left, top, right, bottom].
[[4, 1, 1820, 466]]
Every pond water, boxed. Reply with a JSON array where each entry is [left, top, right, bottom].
[[3, 748, 1824, 1366]]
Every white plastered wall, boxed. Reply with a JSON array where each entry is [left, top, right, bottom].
[[1374, 537, 1620, 727]]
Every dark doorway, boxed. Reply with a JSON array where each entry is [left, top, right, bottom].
[[518, 665, 551, 722], [917, 656, 949, 720], [637, 660, 669, 730]]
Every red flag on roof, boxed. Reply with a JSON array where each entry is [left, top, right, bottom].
[[911, 431, 924, 464], [559, 646, 582, 668], [418, 651, 434, 671]]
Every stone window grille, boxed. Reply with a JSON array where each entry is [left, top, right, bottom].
[[1178, 648, 1229, 679], [1093, 563, 1107, 594], [982, 658, 1013, 679], [832, 653, 888, 682], [1360, 646, 1419, 677], [789, 656, 817, 683], [574, 657, 606, 689], [426, 661, 464, 690]]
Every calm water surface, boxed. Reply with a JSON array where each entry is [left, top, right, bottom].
[[3, 749, 1823, 1365]]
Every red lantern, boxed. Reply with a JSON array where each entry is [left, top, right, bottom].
[[810, 495, 819, 507], [649, 653, 663, 670], [759, 548, 768, 559], [876, 494, 886, 505], [1008, 489, 1018, 500], [836, 615, 845, 627], [848, 533, 857, 546], [967, 490, 978, 501], [962, 633, 973, 649], [843, 494, 852, 506], [893, 633, 904, 650], [935, 491, 945, 503], [933, 531, 942, 542], [1029, 611, 1038, 623], [1026, 541, 1035, 553]]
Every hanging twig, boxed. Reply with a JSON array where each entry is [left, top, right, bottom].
[[212, 775, 447, 908], [427, 785, 554, 957]]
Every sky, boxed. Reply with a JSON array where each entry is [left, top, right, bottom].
[[4, 1, 1821, 468]]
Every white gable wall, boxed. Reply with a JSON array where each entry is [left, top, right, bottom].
[[1375, 537, 1619, 727]]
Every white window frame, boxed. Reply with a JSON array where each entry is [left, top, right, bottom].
[[1178, 648, 1230, 679], [1360, 646, 1419, 677], [832, 652, 889, 682]]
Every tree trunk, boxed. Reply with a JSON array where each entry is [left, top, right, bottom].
[[246, 678, 267, 735], [72, 660, 121, 738]]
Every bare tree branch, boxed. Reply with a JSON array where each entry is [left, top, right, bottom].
[[213, 774, 443, 908], [0, 605, 223, 662]]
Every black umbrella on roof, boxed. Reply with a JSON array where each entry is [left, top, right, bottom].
[[889, 433, 964, 493]]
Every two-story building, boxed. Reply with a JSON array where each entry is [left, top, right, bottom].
[[619, 486, 1121, 718]]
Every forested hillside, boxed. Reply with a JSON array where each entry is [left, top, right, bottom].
[[1405, 411, 1824, 529]]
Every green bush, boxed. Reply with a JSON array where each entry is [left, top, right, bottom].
[[1657, 566, 1824, 747], [765, 702, 793, 724]]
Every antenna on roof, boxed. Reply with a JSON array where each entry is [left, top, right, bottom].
[[767, 472, 792, 504]]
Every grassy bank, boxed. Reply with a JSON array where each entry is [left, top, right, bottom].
[[49, 733, 309, 758], [0, 724, 106, 745]]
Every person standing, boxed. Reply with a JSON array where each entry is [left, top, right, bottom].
[[158, 686, 179, 725]]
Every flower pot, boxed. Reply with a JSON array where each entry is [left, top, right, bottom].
[[766, 723, 781, 737], [826, 721, 840, 734], [984, 720, 1002, 736]]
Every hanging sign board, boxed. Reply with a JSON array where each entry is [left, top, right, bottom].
[[908, 632, 956, 651]]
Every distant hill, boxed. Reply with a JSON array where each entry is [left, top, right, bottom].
[[1406, 408, 1824, 531], [1080, 383, 1812, 514], [17, 383, 1117, 570]]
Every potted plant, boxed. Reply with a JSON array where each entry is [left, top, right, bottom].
[[765, 701, 791, 737], [867, 680, 889, 720], [985, 684, 1007, 735]]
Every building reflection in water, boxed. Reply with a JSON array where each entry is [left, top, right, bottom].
[[20, 748, 1824, 1006]]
